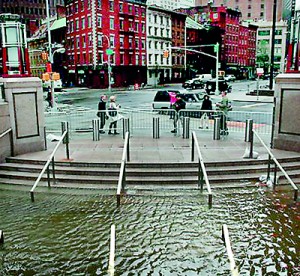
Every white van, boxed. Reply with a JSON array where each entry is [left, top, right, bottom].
[[195, 74, 212, 83]]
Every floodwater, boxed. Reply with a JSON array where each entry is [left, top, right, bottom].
[[0, 187, 299, 275]]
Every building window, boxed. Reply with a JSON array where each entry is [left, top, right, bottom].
[[142, 23, 145, 32], [120, 53, 124, 65], [135, 54, 139, 65], [98, 34, 102, 47], [154, 15, 157, 23], [76, 37, 80, 48], [82, 36, 86, 48], [97, 0, 101, 9], [88, 16, 91, 28], [109, 1, 114, 11], [148, 26, 152, 35], [98, 52, 103, 63], [135, 38, 139, 48], [129, 5, 132, 13], [135, 6, 139, 15], [110, 18, 114, 30], [275, 30, 282, 35], [81, 18, 85, 29], [76, 19, 79, 30], [88, 34, 92, 46], [120, 37, 124, 47], [110, 36, 115, 47], [119, 3, 123, 12], [154, 41, 158, 49], [98, 15, 102, 27], [247, 13, 251, 18], [129, 38, 132, 48], [141, 39, 145, 49], [135, 22, 139, 32]]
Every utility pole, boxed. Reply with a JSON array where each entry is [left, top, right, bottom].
[[214, 43, 219, 95]]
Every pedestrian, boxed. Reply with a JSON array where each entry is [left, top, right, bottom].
[[107, 95, 122, 135], [46, 86, 52, 108], [169, 91, 177, 119], [97, 95, 107, 134], [199, 94, 212, 129], [216, 91, 231, 135], [171, 94, 186, 133]]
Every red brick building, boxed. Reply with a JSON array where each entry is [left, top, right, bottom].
[[65, 0, 147, 88], [177, 5, 257, 78]]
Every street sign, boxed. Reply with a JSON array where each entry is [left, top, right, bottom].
[[106, 49, 114, 55], [256, 68, 264, 76]]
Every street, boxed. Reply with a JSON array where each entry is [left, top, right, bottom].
[[53, 79, 274, 113]]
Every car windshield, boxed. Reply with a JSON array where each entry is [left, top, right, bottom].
[[179, 93, 202, 102]]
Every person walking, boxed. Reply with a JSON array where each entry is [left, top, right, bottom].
[[46, 86, 52, 108], [97, 95, 107, 134], [216, 91, 231, 135], [199, 94, 212, 129], [107, 95, 122, 135], [171, 94, 186, 133]]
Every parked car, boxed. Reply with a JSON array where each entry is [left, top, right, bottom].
[[182, 79, 204, 90], [205, 79, 232, 95], [224, 75, 236, 82], [195, 74, 213, 83], [42, 79, 63, 92], [152, 90, 204, 110]]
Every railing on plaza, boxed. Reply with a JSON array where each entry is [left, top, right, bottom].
[[44, 108, 272, 138], [116, 131, 130, 207], [250, 129, 298, 201], [30, 130, 70, 202], [222, 224, 239, 276], [108, 224, 116, 276], [0, 128, 14, 157], [191, 131, 213, 206]]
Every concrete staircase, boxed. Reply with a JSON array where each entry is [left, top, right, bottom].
[[0, 156, 300, 193]]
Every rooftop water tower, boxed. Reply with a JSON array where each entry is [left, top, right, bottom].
[[0, 13, 30, 77]]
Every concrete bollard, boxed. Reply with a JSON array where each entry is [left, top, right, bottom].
[[245, 119, 253, 142], [153, 117, 160, 139], [182, 117, 190, 139], [92, 119, 100, 141], [61, 121, 69, 144], [122, 118, 130, 139], [213, 117, 221, 140], [0, 230, 3, 244]]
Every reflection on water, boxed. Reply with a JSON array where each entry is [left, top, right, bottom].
[[0, 188, 299, 275]]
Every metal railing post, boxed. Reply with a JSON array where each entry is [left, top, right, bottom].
[[182, 117, 190, 139], [44, 126, 47, 150], [213, 117, 221, 140], [108, 224, 115, 276], [245, 119, 253, 142], [9, 129, 14, 157], [0, 230, 4, 244], [153, 117, 160, 139], [267, 154, 271, 180], [126, 134, 130, 162], [47, 165, 51, 187], [30, 191, 35, 202], [123, 118, 130, 139], [52, 156, 56, 184], [191, 135, 195, 162], [273, 162, 277, 191], [92, 118, 100, 141]]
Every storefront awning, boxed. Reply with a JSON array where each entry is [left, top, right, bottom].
[[50, 18, 66, 31]]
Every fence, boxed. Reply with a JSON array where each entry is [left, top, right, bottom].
[[44, 109, 272, 139]]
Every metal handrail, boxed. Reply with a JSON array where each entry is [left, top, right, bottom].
[[0, 128, 14, 157], [191, 131, 213, 206], [30, 130, 68, 202], [117, 131, 130, 207], [108, 224, 115, 275], [222, 224, 239, 276], [252, 129, 298, 201]]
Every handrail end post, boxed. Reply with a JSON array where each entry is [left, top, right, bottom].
[[294, 189, 298, 201], [208, 193, 212, 207], [30, 191, 35, 202], [117, 194, 120, 207]]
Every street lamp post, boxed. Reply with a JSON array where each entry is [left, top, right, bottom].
[[101, 35, 113, 93]]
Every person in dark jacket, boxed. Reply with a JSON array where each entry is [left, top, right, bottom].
[[171, 95, 186, 133], [97, 95, 107, 133], [199, 95, 212, 129]]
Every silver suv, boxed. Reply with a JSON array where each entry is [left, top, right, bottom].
[[152, 90, 204, 110]]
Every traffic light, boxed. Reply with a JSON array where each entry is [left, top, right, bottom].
[[163, 50, 169, 58], [214, 43, 219, 53]]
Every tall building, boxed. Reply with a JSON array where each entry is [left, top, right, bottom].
[[0, 0, 64, 37], [65, 0, 147, 88], [147, 5, 173, 85], [195, 0, 283, 21], [146, 0, 195, 10]]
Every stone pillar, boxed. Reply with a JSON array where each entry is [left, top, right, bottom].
[[1, 77, 46, 155], [273, 74, 300, 152]]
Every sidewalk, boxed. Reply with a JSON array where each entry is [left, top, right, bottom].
[[15, 131, 300, 164]]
